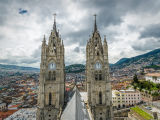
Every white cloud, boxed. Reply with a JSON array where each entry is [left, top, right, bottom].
[[0, 0, 160, 68]]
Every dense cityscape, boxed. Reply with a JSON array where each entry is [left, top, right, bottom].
[[0, 52, 160, 119], [1, 0, 160, 120]]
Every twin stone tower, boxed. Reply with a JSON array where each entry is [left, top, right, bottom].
[[36, 14, 114, 120]]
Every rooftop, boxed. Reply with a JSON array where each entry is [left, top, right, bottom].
[[61, 86, 90, 120], [146, 73, 160, 77], [4, 108, 36, 120]]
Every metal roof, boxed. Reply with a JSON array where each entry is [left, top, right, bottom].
[[61, 86, 90, 120]]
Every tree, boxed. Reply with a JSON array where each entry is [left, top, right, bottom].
[[134, 85, 137, 91], [139, 85, 142, 92], [133, 74, 139, 83], [152, 76, 157, 80]]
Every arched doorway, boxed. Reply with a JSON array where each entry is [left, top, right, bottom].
[[49, 92, 52, 105], [99, 92, 102, 104]]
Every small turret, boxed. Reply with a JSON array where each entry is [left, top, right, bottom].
[[103, 36, 108, 60], [42, 35, 46, 43], [42, 35, 46, 45], [103, 36, 108, 53]]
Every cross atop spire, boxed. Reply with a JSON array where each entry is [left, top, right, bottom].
[[53, 13, 57, 22], [93, 14, 97, 21], [53, 13, 57, 34], [93, 14, 97, 32]]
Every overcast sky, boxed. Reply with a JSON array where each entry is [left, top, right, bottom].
[[0, 0, 160, 68]]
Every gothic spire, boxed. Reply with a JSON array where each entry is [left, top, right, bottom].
[[93, 14, 97, 32], [42, 35, 46, 43], [53, 13, 57, 32]]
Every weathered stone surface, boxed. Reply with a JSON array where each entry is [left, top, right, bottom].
[[85, 16, 114, 120], [36, 18, 65, 120]]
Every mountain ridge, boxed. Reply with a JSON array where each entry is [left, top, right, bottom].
[[111, 48, 160, 68], [0, 48, 160, 72]]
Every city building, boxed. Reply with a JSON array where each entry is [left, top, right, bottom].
[[112, 90, 125, 109], [85, 14, 114, 119], [120, 88, 141, 106], [145, 73, 160, 84]]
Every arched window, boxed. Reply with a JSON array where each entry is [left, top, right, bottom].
[[100, 117, 103, 120], [95, 71, 98, 80], [49, 93, 52, 105], [99, 92, 102, 104], [99, 71, 102, 80], [97, 52, 99, 56], [53, 71, 56, 80], [49, 71, 51, 80]]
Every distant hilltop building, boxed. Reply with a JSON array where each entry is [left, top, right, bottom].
[[36, 14, 113, 120]]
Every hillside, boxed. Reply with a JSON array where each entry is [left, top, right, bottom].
[[0, 64, 40, 71], [114, 58, 129, 65], [112, 48, 160, 69], [65, 64, 85, 73]]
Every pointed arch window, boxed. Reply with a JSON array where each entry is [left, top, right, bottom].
[[99, 92, 102, 104], [95, 71, 98, 80], [53, 71, 56, 80], [97, 52, 99, 56], [100, 117, 103, 120], [99, 71, 102, 80], [49, 71, 51, 80], [49, 92, 52, 105]]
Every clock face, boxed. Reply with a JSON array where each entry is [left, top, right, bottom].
[[95, 63, 102, 70], [48, 63, 56, 70]]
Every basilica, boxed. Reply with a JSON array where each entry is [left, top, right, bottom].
[[36, 14, 114, 120]]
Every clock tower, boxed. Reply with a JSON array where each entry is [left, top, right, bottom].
[[36, 13, 65, 120], [86, 14, 114, 120]]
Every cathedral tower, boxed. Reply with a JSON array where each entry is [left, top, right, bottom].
[[36, 14, 65, 120], [86, 14, 114, 120]]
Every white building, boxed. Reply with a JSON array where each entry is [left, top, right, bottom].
[[145, 73, 160, 84], [120, 88, 141, 106]]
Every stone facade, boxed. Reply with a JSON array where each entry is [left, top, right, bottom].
[[36, 17, 65, 120], [85, 15, 114, 120]]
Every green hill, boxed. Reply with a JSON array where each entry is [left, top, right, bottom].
[[65, 64, 85, 73], [112, 48, 160, 68], [0, 64, 40, 71]]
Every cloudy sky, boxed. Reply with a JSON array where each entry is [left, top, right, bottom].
[[0, 0, 160, 68]]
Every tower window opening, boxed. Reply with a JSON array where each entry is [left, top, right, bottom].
[[49, 93, 52, 105], [95, 72, 98, 80], [100, 117, 103, 120], [52, 50, 53, 53], [53, 72, 56, 80], [49, 72, 51, 80], [99, 71, 102, 80], [99, 92, 102, 104], [97, 52, 99, 56]]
